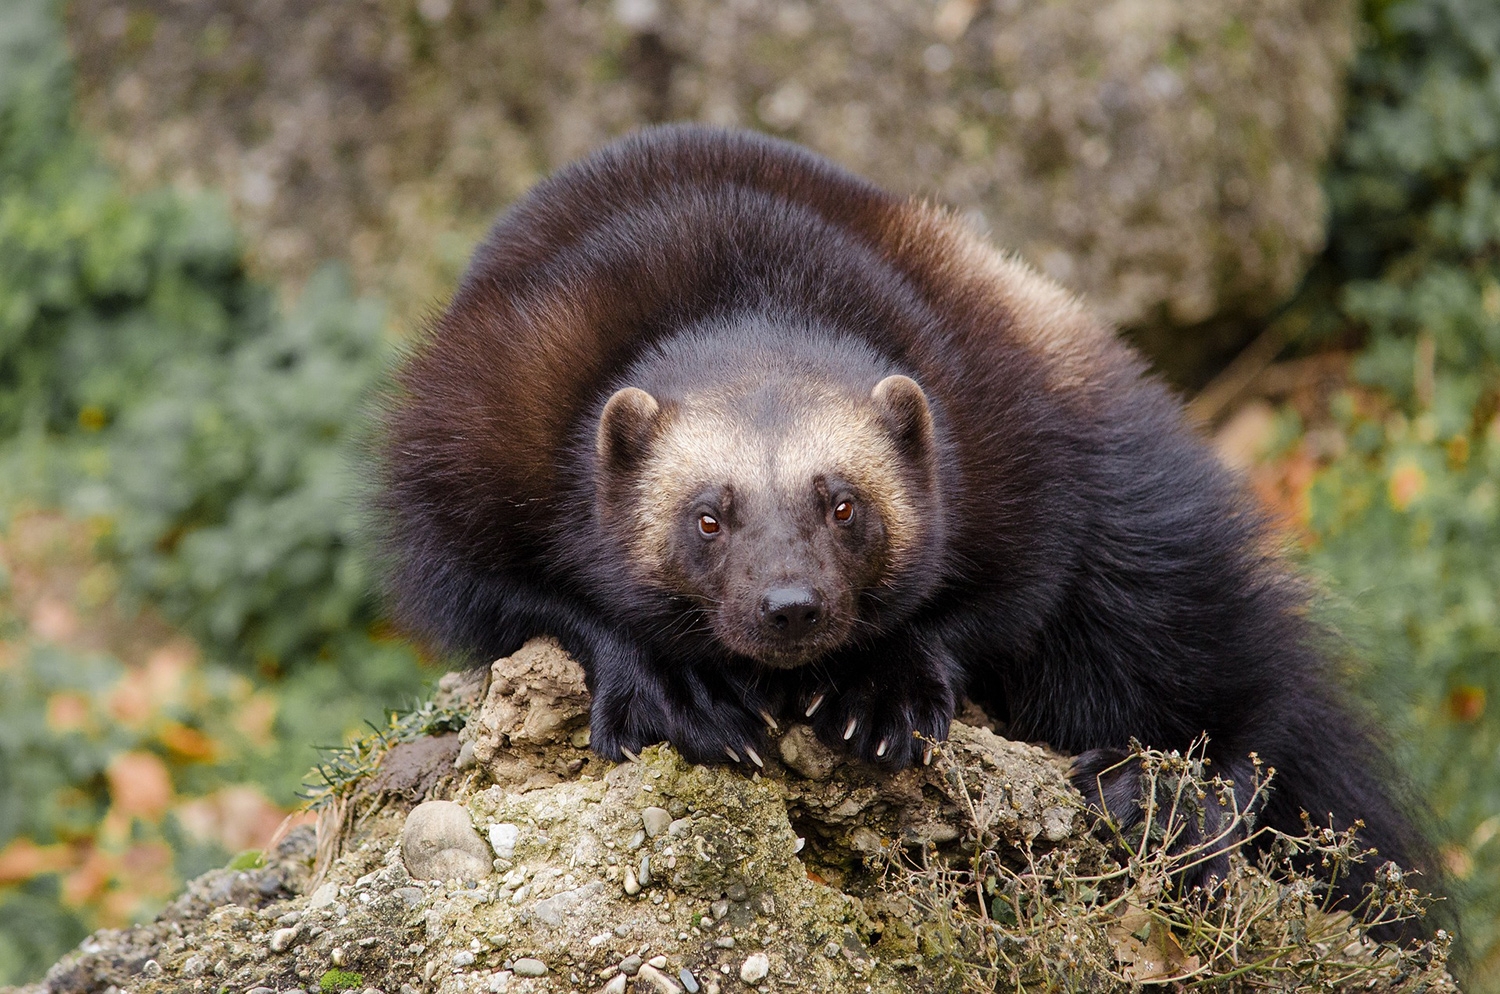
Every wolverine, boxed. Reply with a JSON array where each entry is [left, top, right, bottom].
[[380, 125, 1428, 900]]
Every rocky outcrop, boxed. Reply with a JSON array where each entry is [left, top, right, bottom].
[[68, 0, 1355, 381], [8, 640, 1454, 994]]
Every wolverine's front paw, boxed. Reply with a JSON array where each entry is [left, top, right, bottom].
[[805, 679, 954, 769], [588, 680, 773, 769], [668, 698, 775, 769]]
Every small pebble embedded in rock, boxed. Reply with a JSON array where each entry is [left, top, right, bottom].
[[601, 975, 628, 994], [307, 882, 340, 909], [269, 927, 299, 953], [619, 955, 642, 975], [512, 957, 547, 977], [636, 963, 682, 993], [1041, 805, 1074, 842], [776, 724, 839, 779], [401, 800, 492, 882], [680, 967, 701, 992], [488, 823, 519, 859], [740, 953, 770, 984], [641, 806, 672, 838]]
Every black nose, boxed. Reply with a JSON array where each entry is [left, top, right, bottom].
[[759, 586, 823, 640]]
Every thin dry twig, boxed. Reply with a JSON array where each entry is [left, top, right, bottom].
[[879, 738, 1452, 993]]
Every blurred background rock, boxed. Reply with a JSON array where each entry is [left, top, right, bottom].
[[2, 0, 1498, 988], [66, 0, 1354, 385]]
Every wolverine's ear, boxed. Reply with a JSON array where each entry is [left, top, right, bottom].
[[597, 387, 662, 472], [872, 375, 934, 462]]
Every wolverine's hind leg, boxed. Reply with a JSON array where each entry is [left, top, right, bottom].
[[1070, 744, 1262, 892]]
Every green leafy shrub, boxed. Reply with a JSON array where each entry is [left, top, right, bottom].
[[0, 0, 404, 679], [1278, 0, 1500, 983], [0, 0, 426, 982], [92, 265, 391, 670]]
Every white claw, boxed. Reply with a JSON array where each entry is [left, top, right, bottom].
[[922, 745, 934, 766], [725, 746, 742, 763], [842, 718, 857, 741], [759, 710, 779, 732], [745, 746, 764, 769], [875, 739, 889, 758], [621, 747, 640, 763], [805, 694, 825, 718]]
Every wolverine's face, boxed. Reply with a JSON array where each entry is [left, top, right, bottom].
[[594, 353, 938, 667], [669, 466, 885, 666]]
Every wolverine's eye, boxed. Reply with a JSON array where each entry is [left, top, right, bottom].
[[833, 500, 855, 523], [698, 513, 721, 536]]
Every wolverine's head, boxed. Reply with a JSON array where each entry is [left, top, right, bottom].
[[592, 321, 944, 667]]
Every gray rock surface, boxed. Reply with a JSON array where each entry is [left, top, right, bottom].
[[458, 636, 593, 776], [68, 0, 1354, 377], [400, 800, 493, 882], [7, 638, 1454, 994]]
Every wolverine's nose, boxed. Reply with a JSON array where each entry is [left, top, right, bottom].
[[760, 586, 823, 640]]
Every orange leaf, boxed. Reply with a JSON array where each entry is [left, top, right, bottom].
[[106, 750, 174, 821], [157, 722, 219, 761], [1448, 686, 1486, 723], [107, 672, 153, 728], [174, 786, 289, 853], [1388, 461, 1427, 511], [60, 847, 115, 907], [46, 692, 92, 733], [0, 838, 77, 884]]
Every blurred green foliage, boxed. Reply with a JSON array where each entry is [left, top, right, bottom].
[[0, 633, 265, 983], [0, 2, 391, 675], [0, 0, 426, 982], [1286, 0, 1500, 981]]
